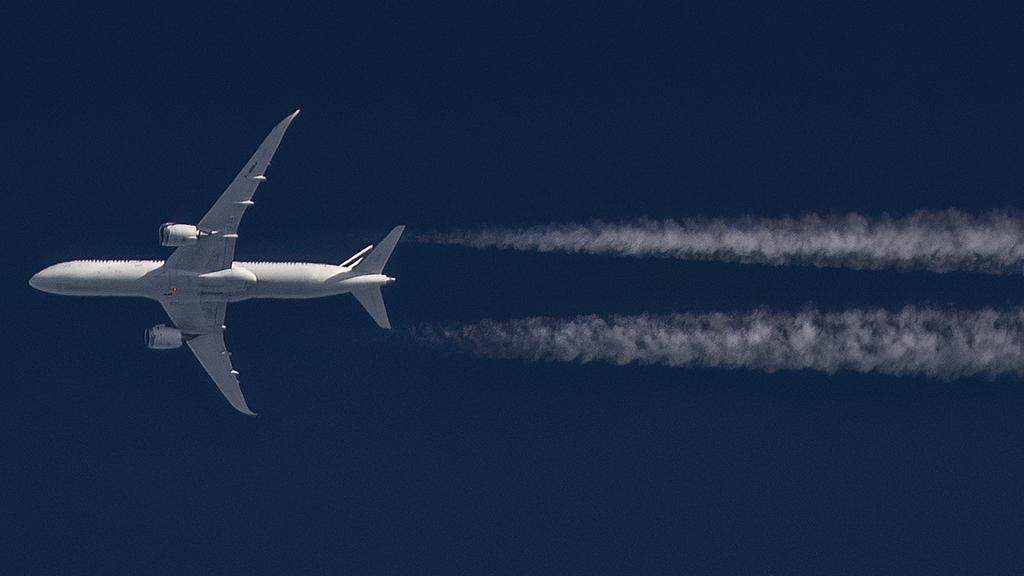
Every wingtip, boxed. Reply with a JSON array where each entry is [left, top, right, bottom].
[[235, 403, 257, 416], [277, 109, 301, 127]]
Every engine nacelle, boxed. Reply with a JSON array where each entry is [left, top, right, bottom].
[[145, 324, 184, 350], [159, 223, 200, 247]]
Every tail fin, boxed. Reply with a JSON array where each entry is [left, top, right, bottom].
[[341, 244, 374, 268], [351, 226, 405, 329], [353, 226, 405, 274]]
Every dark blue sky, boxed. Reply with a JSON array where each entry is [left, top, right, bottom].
[[5, 3, 1024, 574]]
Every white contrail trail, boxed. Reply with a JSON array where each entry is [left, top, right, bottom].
[[417, 210, 1024, 274], [413, 308, 1024, 379]]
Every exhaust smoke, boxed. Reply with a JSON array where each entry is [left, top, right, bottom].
[[413, 307, 1024, 379], [417, 210, 1024, 274]]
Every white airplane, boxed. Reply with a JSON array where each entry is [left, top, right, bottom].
[[29, 110, 404, 416]]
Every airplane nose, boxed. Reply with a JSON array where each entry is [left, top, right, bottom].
[[29, 267, 57, 291]]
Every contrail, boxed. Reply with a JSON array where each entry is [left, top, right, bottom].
[[413, 307, 1024, 379], [417, 210, 1024, 274]]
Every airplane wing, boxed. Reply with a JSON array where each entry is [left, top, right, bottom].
[[187, 333, 255, 416], [164, 110, 301, 273], [161, 301, 256, 416], [161, 300, 226, 333]]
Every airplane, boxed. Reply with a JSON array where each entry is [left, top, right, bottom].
[[29, 110, 404, 416]]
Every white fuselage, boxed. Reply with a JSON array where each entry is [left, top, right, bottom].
[[29, 260, 394, 302]]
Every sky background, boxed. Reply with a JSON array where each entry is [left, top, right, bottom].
[[4, 3, 1024, 574]]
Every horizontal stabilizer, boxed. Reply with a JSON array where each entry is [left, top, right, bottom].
[[353, 226, 405, 274], [352, 287, 391, 329]]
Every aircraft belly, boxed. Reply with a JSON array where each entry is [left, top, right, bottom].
[[32, 261, 164, 297], [156, 265, 253, 296], [243, 263, 338, 299], [247, 280, 335, 299]]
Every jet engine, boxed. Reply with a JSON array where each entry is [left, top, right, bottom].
[[159, 223, 201, 246], [145, 324, 184, 349]]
